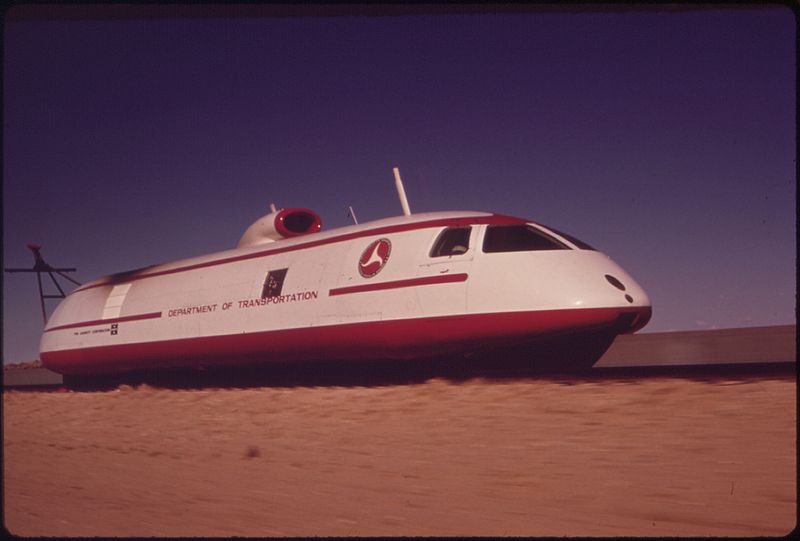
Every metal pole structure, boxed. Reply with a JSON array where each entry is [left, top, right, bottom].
[[35, 271, 47, 324], [55, 270, 81, 286], [4, 245, 80, 325], [47, 270, 67, 297]]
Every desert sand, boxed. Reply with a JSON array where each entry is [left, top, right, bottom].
[[3, 375, 796, 536]]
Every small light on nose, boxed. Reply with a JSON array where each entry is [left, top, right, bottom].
[[605, 274, 626, 291]]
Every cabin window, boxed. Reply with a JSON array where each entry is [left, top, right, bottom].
[[261, 268, 288, 298], [482, 225, 569, 253], [430, 227, 471, 257]]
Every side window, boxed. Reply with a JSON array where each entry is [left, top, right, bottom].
[[482, 225, 569, 253], [430, 227, 472, 257], [261, 268, 288, 298]]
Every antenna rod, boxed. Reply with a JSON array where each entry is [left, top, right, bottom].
[[393, 167, 411, 216], [347, 205, 359, 224]]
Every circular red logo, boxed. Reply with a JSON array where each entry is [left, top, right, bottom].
[[358, 238, 391, 278]]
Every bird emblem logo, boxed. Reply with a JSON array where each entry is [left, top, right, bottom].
[[358, 238, 392, 278]]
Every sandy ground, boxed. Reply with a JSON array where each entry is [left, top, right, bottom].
[[3, 375, 796, 537]]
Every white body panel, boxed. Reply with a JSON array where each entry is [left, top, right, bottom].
[[40, 211, 651, 374]]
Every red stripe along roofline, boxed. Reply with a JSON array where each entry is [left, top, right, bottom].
[[75, 213, 525, 292]]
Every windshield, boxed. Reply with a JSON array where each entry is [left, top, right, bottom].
[[482, 225, 569, 253]]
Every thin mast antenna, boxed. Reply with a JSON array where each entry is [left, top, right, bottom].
[[347, 205, 359, 224], [393, 167, 411, 216]]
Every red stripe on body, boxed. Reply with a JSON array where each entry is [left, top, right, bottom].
[[329, 273, 468, 296], [44, 311, 163, 332], [75, 214, 525, 292], [40, 306, 651, 375]]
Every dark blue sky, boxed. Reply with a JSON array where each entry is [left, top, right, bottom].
[[3, 5, 796, 362]]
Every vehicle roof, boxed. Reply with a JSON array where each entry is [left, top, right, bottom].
[[77, 210, 529, 291]]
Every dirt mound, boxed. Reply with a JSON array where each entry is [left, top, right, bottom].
[[3, 360, 43, 370]]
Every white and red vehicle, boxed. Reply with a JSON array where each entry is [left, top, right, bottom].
[[39, 175, 651, 375]]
